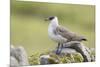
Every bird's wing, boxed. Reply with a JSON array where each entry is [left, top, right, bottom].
[[55, 26, 75, 41], [55, 26, 87, 41]]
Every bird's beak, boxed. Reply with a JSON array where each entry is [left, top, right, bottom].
[[44, 18, 49, 21]]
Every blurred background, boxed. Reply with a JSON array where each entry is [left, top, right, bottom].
[[11, 0, 95, 56]]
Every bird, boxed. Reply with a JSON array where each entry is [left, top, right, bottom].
[[45, 16, 87, 54]]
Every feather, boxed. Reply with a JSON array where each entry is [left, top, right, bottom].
[[55, 26, 87, 42]]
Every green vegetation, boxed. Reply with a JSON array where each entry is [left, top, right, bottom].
[[28, 50, 95, 65], [11, 0, 95, 56], [28, 52, 40, 65]]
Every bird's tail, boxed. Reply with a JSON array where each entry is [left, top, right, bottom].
[[72, 35, 87, 41], [81, 38, 87, 41], [80, 36, 87, 41]]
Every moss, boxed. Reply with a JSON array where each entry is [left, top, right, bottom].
[[28, 53, 40, 65], [28, 52, 84, 65], [28, 49, 95, 65], [60, 56, 71, 63], [73, 53, 84, 62]]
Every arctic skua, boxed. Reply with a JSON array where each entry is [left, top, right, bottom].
[[45, 16, 87, 54]]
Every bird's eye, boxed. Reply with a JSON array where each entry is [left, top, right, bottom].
[[49, 16, 54, 20]]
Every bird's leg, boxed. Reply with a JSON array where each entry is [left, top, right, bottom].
[[56, 43, 60, 54], [61, 43, 63, 50], [59, 43, 63, 54]]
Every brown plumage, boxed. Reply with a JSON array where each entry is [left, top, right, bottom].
[[54, 26, 87, 42]]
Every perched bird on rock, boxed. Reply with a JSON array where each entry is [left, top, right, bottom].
[[45, 16, 87, 54]]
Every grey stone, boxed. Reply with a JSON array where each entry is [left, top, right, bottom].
[[90, 48, 95, 61], [10, 56, 19, 67], [10, 45, 29, 66], [54, 41, 92, 62], [39, 55, 59, 65], [53, 48, 77, 55], [40, 55, 50, 65]]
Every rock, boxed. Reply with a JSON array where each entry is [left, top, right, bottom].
[[10, 45, 29, 66], [39, 54, 59, 65], [90, 48, 95, 61], [15, 46, 29, 65], [53, 41, 92, 62], [85, 46, 91, 54], [90, 48, 95, 52], [39, 52, 84, 64], [91, 55, 95, 62], [10, 56, 19, 67], [54, 48, 77, 55], [29, 41, 95, 65], [40, 55, 50, 64]]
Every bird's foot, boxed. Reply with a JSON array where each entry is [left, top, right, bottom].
[[56, 50, 60, 55]]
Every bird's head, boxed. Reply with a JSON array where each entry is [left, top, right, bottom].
[[45, 16, 58, 21]]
